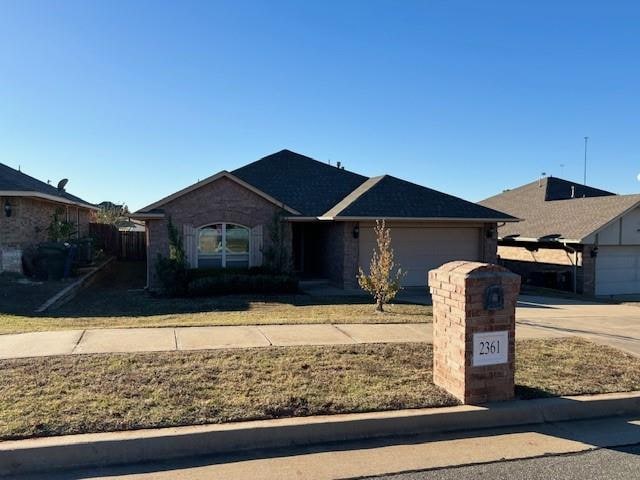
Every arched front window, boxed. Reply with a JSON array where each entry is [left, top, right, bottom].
[[198, 223, 250, 269]]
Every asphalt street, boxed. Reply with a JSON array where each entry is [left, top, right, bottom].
[[367, 443, 640, 480]]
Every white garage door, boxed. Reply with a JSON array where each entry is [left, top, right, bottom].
[[358, 226, 481, 287], [596, 246, 640, 295]]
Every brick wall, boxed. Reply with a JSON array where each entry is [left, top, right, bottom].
[[482, 223, 498, 263], [0, 196, 93, 273], [315, 222, 359, 289], [497, 243, 595, 294], [429, 261, 520, 404], [498, 245, 579, 266], [145, 177, 289, 290], [581, 251, 596, 296]]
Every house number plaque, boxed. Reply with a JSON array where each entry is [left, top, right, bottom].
[[472, 331, 509, 366]]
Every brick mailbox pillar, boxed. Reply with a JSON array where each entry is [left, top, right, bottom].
[[428, 261, 521, 404]]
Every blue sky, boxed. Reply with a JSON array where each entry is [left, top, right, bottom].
[[1, 1, 639, 211]]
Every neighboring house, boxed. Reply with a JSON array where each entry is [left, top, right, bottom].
[[0, 163, 97, 273], [134, 150, 515, 291], [480, 176, 640, 296]]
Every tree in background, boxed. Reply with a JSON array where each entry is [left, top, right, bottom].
[[94, 201, 130, 225], [357, 220, 405, 312]]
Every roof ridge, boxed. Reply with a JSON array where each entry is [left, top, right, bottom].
[[320, 175, 386, 218], [233, 149, 367, 180]]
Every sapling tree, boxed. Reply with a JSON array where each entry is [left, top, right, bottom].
[[357, 220, 405, 312]]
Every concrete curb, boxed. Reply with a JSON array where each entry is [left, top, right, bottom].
[[35, 256, 115, 313], [1, 391, 639, 476]]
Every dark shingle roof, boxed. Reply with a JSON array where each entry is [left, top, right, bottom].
[[232, 150, 368, 216], [333, 175, 516, 220], [543, 177, 614, 201], [0, 162, 95, 208], [479, 177, 640, 242], [137, 149, 516, 222]]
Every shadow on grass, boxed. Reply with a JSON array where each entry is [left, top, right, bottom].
[[2, 260, 427, 319]]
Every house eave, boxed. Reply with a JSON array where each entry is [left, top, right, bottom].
[[130, 212, 166, 220], [329, 216, 519, 223], [498, 236, 583, 245], [0, 190, 98, 210]]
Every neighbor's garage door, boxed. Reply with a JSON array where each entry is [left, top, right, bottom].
[[596, 246, 640, 295], [359, 226, 481, 286]]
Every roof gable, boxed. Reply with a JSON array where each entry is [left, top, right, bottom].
[[232, 150, 368, 216], [136, 170, 300, 215], [0, 162, 95, 209]]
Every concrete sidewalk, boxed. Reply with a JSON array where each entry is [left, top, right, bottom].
[[0, 323, 434, 359]]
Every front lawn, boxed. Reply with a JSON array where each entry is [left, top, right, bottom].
[[1, 338, 639, 440], [0, 261, 431, 334]]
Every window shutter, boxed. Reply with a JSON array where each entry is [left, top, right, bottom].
[[250, 225, 263, 267], [183, 224, 197, 268]]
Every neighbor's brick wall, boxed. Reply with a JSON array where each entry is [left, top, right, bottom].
[[145, 177, 290, 290], [482, 223, 498, 263], [498, 245, 579, 266], [0, 196, 92, 273], [429, 261, 520, 404], [0, 197, 58, 248], [497, 243, 597, 294], [582, 251, 596, 296]]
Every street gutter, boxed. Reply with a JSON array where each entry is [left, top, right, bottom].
[[1, 391, 639, 476]]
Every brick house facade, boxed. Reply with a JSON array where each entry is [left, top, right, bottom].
[[135, 150, 514, 292], [144, 176, 289, 289]]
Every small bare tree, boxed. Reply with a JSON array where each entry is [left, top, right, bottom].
[[357, 220, 405, 312]]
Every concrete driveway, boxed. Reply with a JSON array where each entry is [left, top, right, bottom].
[[516, 295, 640, 356]]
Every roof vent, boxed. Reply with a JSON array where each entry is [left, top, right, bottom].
[[336, 161, 341, 169], [57, 178, 68, 192], [538, 172, 547, 187]]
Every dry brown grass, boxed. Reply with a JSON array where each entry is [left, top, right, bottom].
[[516, 337, 640, 398], [1, 338, 639, 441], [0, 300, 432, 335], [0, 343, 453, 440], [0, 262, 432, 334]]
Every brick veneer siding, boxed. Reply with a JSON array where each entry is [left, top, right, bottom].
[[0, 196, 93, 272], [315, 222, 359, 289], [497, 242, 596, 294], [429, 261, 520, 404], [482, 223, 498, 263], [498, 245, 579, 266], [145, 177, 290, 290], [581, 250, 596, 296]]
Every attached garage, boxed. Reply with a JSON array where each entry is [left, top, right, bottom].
[[359, 224, 482, 286], [596, 246, 640, 295]]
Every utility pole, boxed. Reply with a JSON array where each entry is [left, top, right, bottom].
[[583, 136, 589, 185]]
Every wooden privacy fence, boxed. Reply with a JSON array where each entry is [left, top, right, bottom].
[[89, 223, 146, 260], [119, 231, 146, 260]]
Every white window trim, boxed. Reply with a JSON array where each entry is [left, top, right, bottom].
[[197, 222, 251, 268]]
